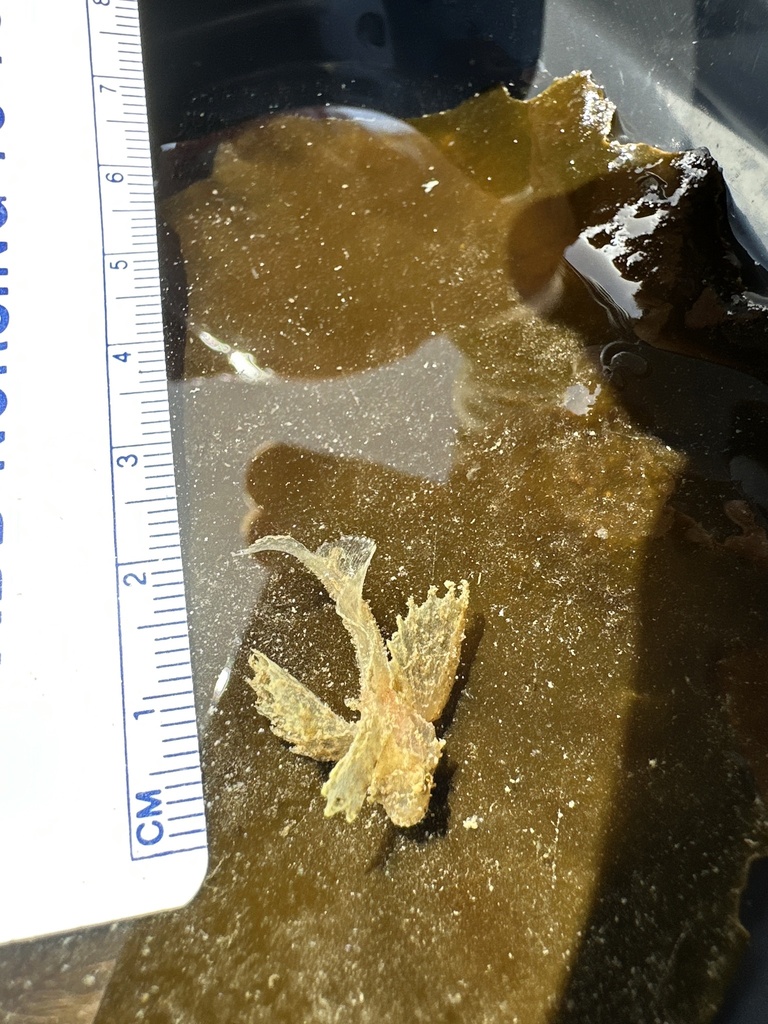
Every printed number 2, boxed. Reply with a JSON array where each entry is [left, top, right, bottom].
[[122, 572, 147, 587]]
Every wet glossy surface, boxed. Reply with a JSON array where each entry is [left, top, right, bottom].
[[91, 76, 768, 1023]]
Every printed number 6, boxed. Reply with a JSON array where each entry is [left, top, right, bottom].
[[116, 454, 138, 468], [122, 572, 147, 587]]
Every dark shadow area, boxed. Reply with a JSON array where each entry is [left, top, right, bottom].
[[550, 504, 768, 1022], [534, 127, 768, 1023], [365, 756, 459, 872], [693, 0, 768, 154], [435, 611, 486, 738], [138, 0, 543, 142], [714, 857, 768, 1024], [0, 923, 128, 1024], [400, 609, 486, 846]]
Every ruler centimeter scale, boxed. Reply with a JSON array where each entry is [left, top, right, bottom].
[[0, 0, 207, 944], [89, 2, 206, 863]]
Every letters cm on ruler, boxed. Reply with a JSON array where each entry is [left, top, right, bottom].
[[87, 0, 206, 862]]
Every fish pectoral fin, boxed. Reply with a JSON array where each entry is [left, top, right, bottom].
[[321, 714, 384, 823], [248, 650, 356, 761], [387, 579, 469, 722]]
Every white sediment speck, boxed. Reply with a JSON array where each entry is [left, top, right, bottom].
[[562, 383, 601, 416]]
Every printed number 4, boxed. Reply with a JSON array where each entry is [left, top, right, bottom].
[[112, 352, 130, 362]]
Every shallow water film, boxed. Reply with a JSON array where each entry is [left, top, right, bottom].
[[95, 73, 768, 1024]]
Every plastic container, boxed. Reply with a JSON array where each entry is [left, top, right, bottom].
[[142, 5, 768, 1023], [2, 3, 767, 1022]]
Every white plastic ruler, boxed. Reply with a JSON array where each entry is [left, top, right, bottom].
[[0, 0, 207, 943]]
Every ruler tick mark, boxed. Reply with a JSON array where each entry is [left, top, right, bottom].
[[137, 620, 187, 630], [143, 690, 193, 701], [118, 390, 166, 397], [91, 1, 207, 840], [127, 497, 176, 505], [114, 439, 169, 447]]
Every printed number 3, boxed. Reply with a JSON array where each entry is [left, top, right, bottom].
[[116, 454, 138, 468]]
